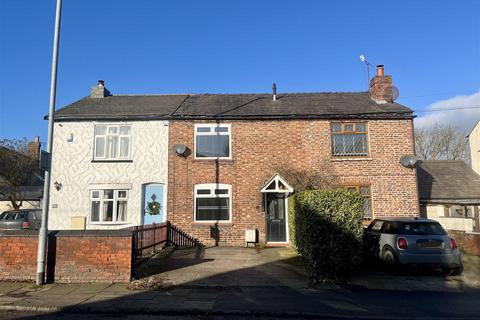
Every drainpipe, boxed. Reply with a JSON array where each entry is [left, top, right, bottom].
[[36, 0, 62, 285]]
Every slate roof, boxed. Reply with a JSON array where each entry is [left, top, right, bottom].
[[53, 92, 413, 121], [417, 160, 480, 204]]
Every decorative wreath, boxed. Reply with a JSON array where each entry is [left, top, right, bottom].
[[147, 200, 161, 215]]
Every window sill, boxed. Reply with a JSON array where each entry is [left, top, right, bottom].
[[192, 222, 233, 227], [193, 159, 234, 164], [331, 157, 373, 162], [91, 159, 133, 163], [89, 222, 129, 225]]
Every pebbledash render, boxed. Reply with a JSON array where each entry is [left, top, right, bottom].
[[49, 65, 419, 246]]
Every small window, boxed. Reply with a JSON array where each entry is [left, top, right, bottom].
[[194, 184, 232, 222], [194, 124, 231, 159], [331, 122, 369, 157], [90, 189, 128, 224], [448, 205, 474, 218], [94, 125, 131, 160], [344, 185, 373, 220]]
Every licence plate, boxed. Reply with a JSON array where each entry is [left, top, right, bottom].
[[417, 239, 443, 249]]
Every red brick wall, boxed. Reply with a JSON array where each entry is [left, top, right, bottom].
[[449, 231, 480, 256], [53, 235, 132, 283], [167, 119, 419, 246], [0, 232, 132, 283], [0, 235, 38, 281]]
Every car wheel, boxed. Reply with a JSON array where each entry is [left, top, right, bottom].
[[383, 249, 398, 265], [443, 263, 464, 276]]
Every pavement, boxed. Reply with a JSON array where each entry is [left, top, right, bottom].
[[0, 247, 479, 319]]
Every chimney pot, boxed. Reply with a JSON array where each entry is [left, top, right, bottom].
[[272, 83, 277, 101], [90, 80, 110, 98], [376, 65, 384, 77], [369, 64, 393, 103]]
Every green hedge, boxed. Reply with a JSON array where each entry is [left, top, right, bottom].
[[289, 188, 365, 282]]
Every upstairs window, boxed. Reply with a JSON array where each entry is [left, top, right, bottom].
[[194, 184, 232, 222], [90, 189, 128, 223], [94, 125, 131, 160], [345, 185, 373, 220], [331, 122, 368, 157], [194, 124, 231, 159]]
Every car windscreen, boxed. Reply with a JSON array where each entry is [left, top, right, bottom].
[[400, 222, 447, 235], [1, 212, 18, 220]]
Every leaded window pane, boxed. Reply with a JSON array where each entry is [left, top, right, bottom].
[[332, 123, 342, 132]]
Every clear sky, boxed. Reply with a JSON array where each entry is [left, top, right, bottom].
[[1, 0, 479, 143]]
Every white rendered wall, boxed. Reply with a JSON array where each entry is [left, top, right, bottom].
[[48, 121, 169, 230]]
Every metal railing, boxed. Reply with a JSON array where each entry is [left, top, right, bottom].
[[168, 222, 204, 248], [132, 221, 203, 262]]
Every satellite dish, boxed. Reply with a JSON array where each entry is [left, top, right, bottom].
[[392, 86, 400, 101], [399, 155, 418, 168], [173, 144, 187, 157]]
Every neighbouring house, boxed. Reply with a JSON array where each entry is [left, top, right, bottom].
[[468, 120, 480, 175], [48, 65, 419, 245], [417, 160, 480, 233], [0, 137, 43, 212]]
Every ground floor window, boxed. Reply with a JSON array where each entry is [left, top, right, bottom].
[[194, 184, 232, 222], [344, 185, 372, 220], [446, 205, 474, 218], [90, 189, 128, 223]]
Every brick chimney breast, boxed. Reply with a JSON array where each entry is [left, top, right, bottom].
[[369, 65, 393, 104], [90, 80, 110, 98], [27, 136, 41, 160]]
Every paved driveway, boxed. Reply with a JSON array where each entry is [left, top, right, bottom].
[[132, 246, 309, 289]]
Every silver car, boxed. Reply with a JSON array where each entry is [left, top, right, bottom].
[[0, 209, 42, 230], [364, 217, 462, 275]]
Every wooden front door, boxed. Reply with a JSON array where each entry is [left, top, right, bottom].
[[266, 193, 287, 242]]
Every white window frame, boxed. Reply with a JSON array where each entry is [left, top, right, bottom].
[[194, 124, 232, 160], [93, 124, 132, 160], [194, 183, 232, 223], [89, 189, 128, 224]]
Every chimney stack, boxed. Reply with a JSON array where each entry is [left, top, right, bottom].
[[272, 83, 277, 101], [27, 136, 41, 160], [369, 65, 393, 103], [90, 80, 110, 98]]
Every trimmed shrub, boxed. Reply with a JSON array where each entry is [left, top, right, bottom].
[[289, 188, 364, 282]]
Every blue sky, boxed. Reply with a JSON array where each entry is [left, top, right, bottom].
[[1, 0, 479, 142]]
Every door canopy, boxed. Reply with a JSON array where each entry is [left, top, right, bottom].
[[261, 174, 294, 193]]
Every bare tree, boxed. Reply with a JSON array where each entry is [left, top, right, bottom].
[[0, 138, 40, 210], [415, 123, 469, 161]]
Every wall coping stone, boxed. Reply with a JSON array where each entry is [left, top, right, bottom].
[[0, 229, 132, 238]]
